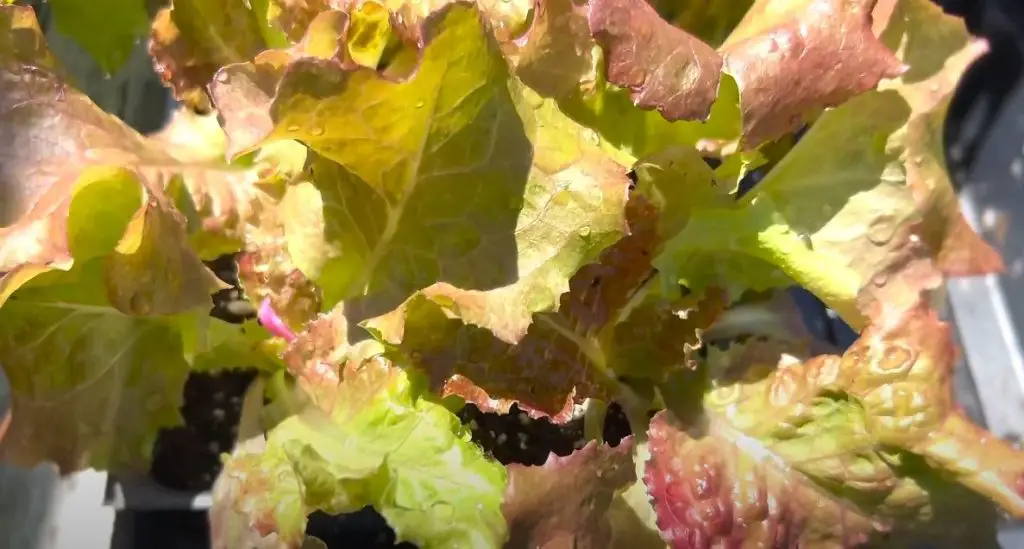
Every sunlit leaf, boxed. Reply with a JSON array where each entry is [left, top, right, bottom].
[[211, 305, 508, 548]]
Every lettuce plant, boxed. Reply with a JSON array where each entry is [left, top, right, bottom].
[[2, 0, 1023, 547]]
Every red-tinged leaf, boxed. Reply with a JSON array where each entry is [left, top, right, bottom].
[[608, 287, 727, 380], [266, 0, 330, 42], [0, 6, 223, 310], [876, 0, 1003, 279], [653, 0, 1001, 329], [441, 375, 577, 424], [503, 437, 637, 549], [588, 0, 905, 148], [588, 0, 724, 122], [149, 0, 269, 112], [237, 246, 323, 332], [151, 105, 325, 328], [645, 411, 884, 549], [648, 300, 1024, 547], [367, 195, 721, 420]]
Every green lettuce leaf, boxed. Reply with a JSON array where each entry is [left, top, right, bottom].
[[0, 7, 277, 473], [154, 106, 323, 329], [647, 0, 753, 46], [48, 0, 150, 73], [366, 193, 724, 418], [211, 305, 508, 548], [653, 0, 1001, 328], [210, 4, 633, 332]]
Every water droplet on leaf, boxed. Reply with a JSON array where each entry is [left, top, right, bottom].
[[130, 293, 151, 315], [577, 226, 591, 237], [215, 71, 230, 83], [308, 126, 325, 137], [552, 190, 572, 206], [797, 232, 813, 249], [871, 272, 889, 287], [866, 216, 897, 245], [415, 100, 425, 109], [879, 344, 916, 372], [286, 124, 301, 133]]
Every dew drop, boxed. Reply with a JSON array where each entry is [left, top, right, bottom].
[[415, 100, 425, 109], [797, 232, 813, 249], [215, 71, 230, 83], [286, 124, 301, 133], [308, 126, 325, 137], [130, 293, 151, 316], [871, 272, 889, 287], [879, 344, 916, 372], [866, 215, 897, 246], [434, 503, 455, 520], [552, 190, 572, 206], [577, 226, 591, 237]]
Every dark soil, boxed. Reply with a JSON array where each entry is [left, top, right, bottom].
[[458, 402, 632, 465], [149, 255, 258, 492]]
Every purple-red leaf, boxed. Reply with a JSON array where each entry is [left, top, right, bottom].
[[504, 438, 637, 548]]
